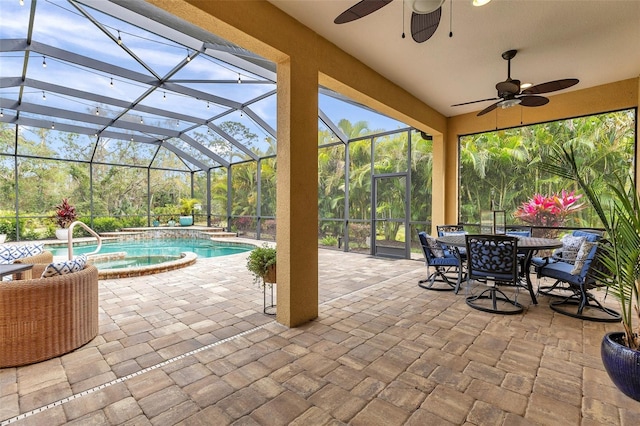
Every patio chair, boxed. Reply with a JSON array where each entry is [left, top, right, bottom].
[[505, 225, 532, 237], [417, 231, 462, 292], [533, 230, 602, 295], [505, 226, 532, 276], [437, 224, 467, 260], [436, 224, 465, 236], [536, 240, 620, 322], [465, 234, 523, 314]]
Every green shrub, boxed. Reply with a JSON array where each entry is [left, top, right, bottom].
[[21, 229, 42, 240], [92, 217, 121, 233], [320, 236, 338, 246]]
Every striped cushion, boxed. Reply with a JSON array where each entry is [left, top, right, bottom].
[[41, 255, 87, 278]]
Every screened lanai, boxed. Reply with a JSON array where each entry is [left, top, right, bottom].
[[1, 0, 429, 255]]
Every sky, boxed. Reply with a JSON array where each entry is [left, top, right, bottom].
[[0, 0, 408, 148]]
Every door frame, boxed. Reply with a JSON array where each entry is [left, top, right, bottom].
[[371, 172, 410, 259]]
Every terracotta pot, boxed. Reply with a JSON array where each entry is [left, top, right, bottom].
[[601, 332, 640, 402]]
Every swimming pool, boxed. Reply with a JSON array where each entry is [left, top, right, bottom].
[[50, 238, 252, 259], [48, 238, 254, 278]]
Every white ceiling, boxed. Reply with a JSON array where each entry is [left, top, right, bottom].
[[269, 0, 640, 118]]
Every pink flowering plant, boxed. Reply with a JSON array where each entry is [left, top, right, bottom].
[[513, 190, 585, 227]]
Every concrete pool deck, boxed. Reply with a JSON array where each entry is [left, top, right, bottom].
[[0, 248, 638, 425]]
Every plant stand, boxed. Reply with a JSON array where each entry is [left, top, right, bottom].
[[263, 281, 276, 315]]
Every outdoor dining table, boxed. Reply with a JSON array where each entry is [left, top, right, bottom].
[[0, 263, 34, 280], [436, 234, 563, 305]]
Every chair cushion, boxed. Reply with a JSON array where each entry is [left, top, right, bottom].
[[539, 261, 584, 286], [571, 241, 597, 275], [425, 235, 445, 258], [0, 243, 45, 264], [429, 256, 459, 266], [41, 255, 88, 278]]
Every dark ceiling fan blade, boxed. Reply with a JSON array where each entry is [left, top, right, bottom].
[[411, 8, 441, 43], [519, 95, 549, 107], [522, 78, 579, 95], [477, 101, 500, 116], [451, 97, 499, 107], [334, 0, 394, 24]]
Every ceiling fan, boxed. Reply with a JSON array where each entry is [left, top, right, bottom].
[[452, 49, 579, 116], [334, 0, 445, 43]]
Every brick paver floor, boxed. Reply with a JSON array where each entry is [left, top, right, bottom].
[[1, 245, 638, 425]]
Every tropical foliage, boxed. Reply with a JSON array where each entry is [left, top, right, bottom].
[[0, 109, 636, 249], [53, 198, 77, 229], [541, 144, 639, 350], [513, 190, 585, 227], [460, 110, 635, 230]]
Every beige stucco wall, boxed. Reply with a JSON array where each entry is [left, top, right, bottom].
[[148, 0, 638, 327]]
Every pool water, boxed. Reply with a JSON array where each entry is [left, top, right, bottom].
[[50, 238, 252, 259]]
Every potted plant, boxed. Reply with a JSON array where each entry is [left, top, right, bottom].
[[246, 243, 277, 315], [178, 198, 199, 226], [246, 243, 277, 285], [53, 198, 78, 240], [152, 216, 161, 227], [167, 217, 176, 227], [542, 144, 640, 401]]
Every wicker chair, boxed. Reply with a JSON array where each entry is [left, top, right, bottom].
[[0, 264, 99, 367], [11, 250, 54, 280]]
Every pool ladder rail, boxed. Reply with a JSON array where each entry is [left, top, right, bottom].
[[62, 221, 102, 260]]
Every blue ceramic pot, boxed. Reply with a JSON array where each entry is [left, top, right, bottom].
[[601, 332, 640, 402], [179, 216, 193, 226]]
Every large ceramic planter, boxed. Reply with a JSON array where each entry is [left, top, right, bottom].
[[55, 228, 69, 240], [0, 234, 6, 244], [179, 216, 193, 226], [601, 332, 640, 402]]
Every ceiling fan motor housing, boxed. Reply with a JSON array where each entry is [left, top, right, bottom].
[[496, 79, 521, 98]]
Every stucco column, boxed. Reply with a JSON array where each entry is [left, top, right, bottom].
[[431, 134, 447, 234], [276, 57, 319, 327]]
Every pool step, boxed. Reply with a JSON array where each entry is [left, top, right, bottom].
[[202, 231, 238, 238]]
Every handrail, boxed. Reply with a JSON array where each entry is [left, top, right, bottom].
[[65, 221, 102, 260]]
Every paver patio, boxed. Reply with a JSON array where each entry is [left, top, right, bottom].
[[1, 246, 638, 425]]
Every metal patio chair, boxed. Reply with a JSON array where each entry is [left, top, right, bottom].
[[465, 234, 523, 314]]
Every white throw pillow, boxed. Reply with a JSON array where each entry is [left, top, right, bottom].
[[555, 235, 586, 264], [571, 241, 597, 275], [41, 255, 87, 278], [0, 243, 44, 264], [425, 235, 445, 258]]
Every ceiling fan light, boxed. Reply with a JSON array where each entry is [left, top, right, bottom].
[[498, 98, 521, 109], [472, 0, 492, 6], [411, 0, 444, 14], [520, 82, 533, 90]]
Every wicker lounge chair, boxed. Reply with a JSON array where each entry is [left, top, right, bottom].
[[0, 264, 99, 367]]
